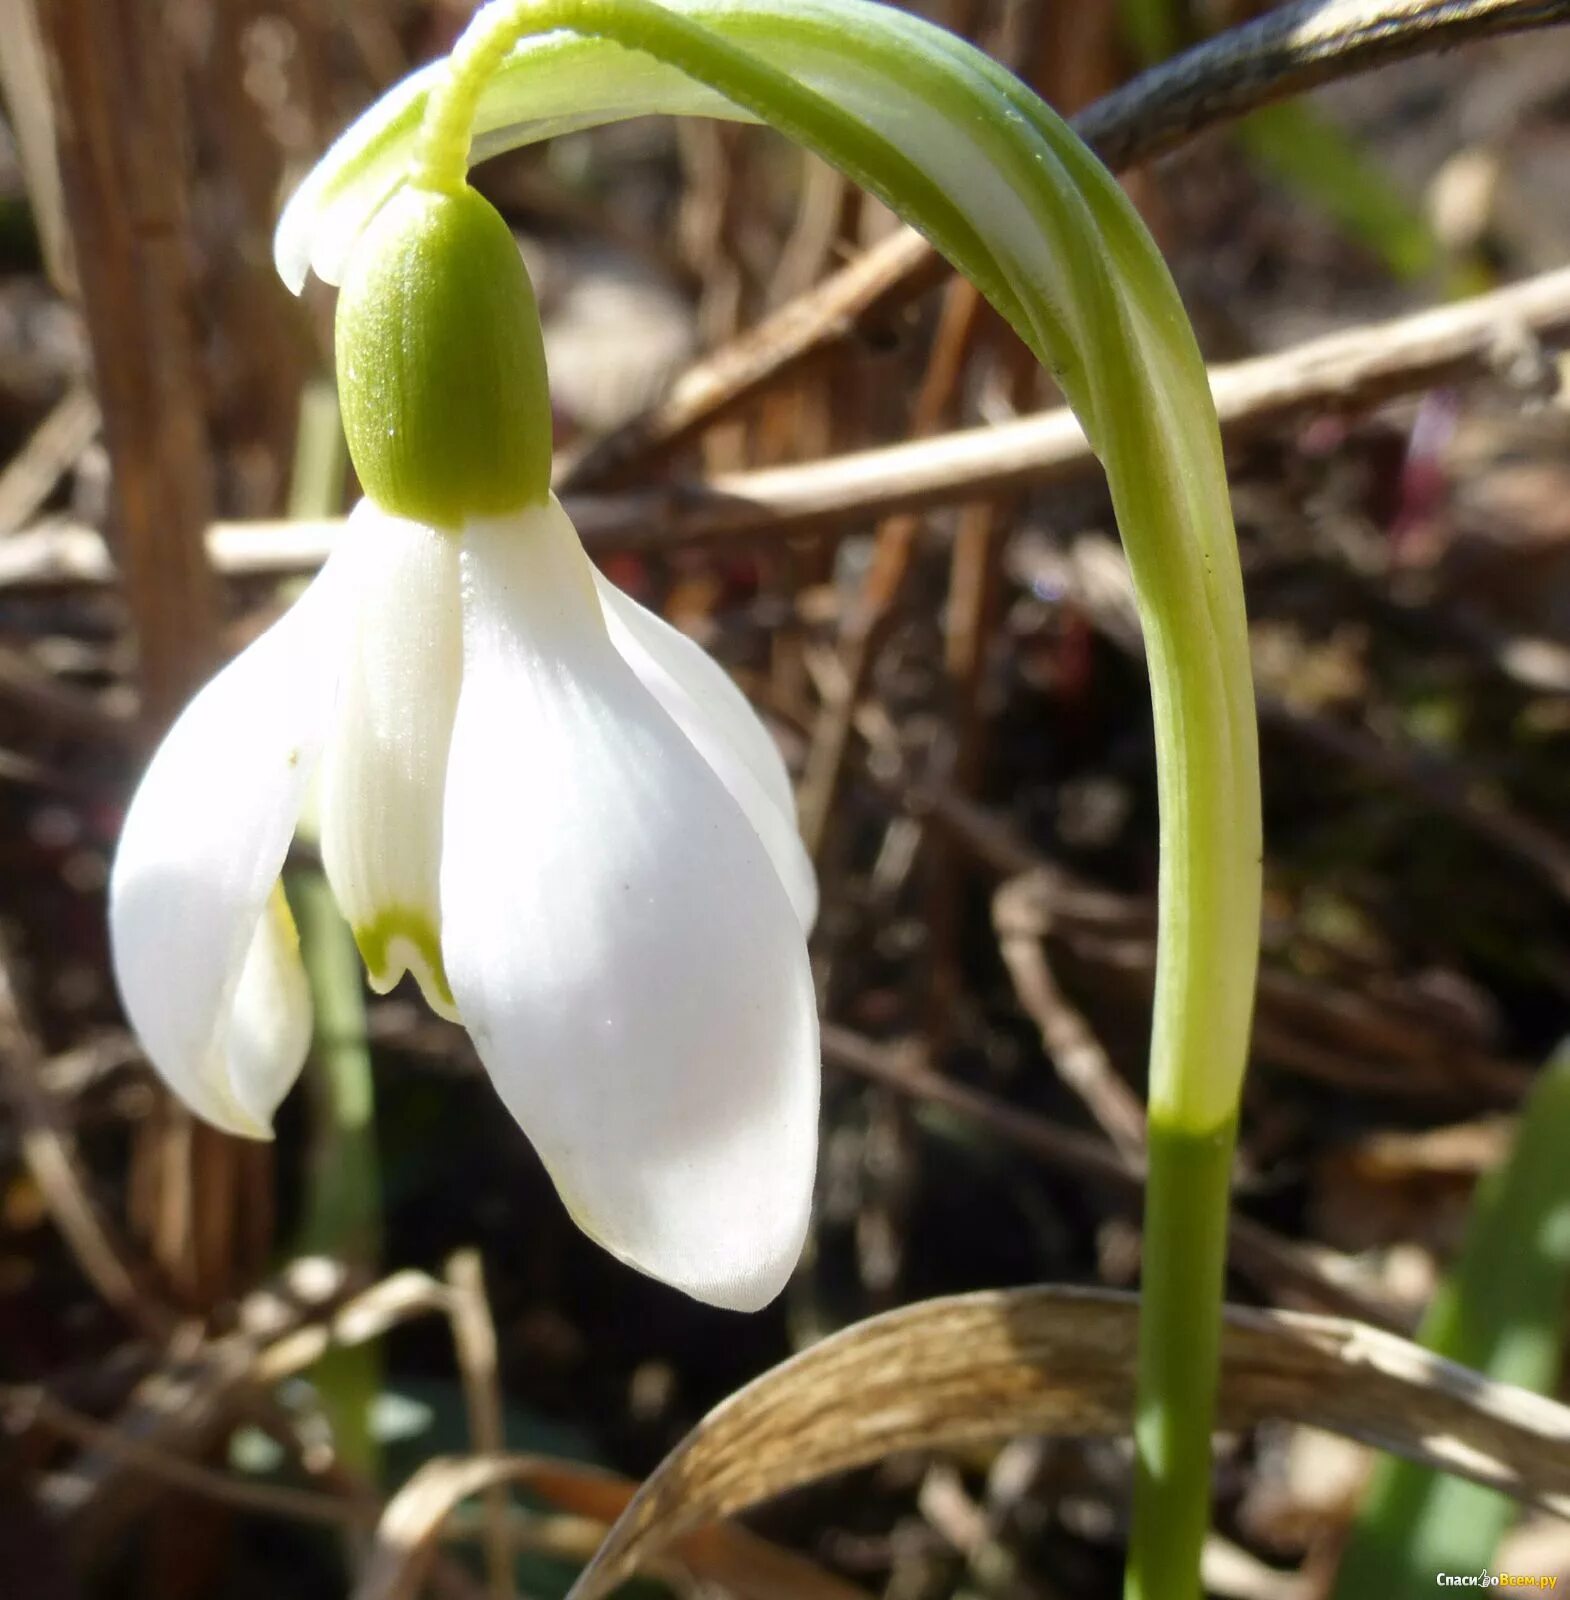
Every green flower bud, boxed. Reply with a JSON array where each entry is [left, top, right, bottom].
[[336, 183, 551, 528]]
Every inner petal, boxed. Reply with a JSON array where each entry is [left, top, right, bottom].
[[222, 885, 314, 1133], [318, 502, 464, 1021], [595, 573, 818, 932], [594, 571, 797, 819]]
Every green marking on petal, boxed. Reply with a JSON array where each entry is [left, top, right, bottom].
[[353, 905, 456, 1015], [265, 881, 302, 955]]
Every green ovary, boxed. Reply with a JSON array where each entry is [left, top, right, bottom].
[[353, 906, 456, 1015]]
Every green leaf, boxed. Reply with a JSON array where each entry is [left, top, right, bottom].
[[1334, 1043, 1570, 1595], [1118, 0, 1183, 69], [1111, 0, 1437, 285], [1240, 101, 1438, 283]]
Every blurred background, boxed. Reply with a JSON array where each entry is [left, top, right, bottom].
[[4, 1, 1570, 1596]]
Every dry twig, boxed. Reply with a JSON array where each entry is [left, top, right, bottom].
[[0, 384, 99, 537], [563, 0, 1570, 486], [2, 1383, 362, 1530], [992, 877, 1150, 1161], [8, 264, 1569, 590], [0, 937, 171, 1340], [443, 1251, 513, 1600], [355, 1454, 873, 1600], [796, 277, 992, 854], [44, 0, 265, 1315], [42, 0, 219, 719], [821, 1024, 1401, 1328]]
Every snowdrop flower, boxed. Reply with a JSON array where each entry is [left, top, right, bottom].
[[110, 183, 819, 1311]]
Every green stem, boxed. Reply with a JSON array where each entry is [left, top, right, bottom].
[[289, 866, 383, 1482], [285, 379, 382, 1484], [1127, 1115, 1237, 1600], [291, 865, 381, 1266]]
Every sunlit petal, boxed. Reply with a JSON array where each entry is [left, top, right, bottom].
[[595, 572, 817, 931], [319, 502, 464, 1020], [442, 499, 819, 1310], [109, 548, 356, 1136]]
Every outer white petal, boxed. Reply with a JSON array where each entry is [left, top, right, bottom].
[[594, 572, 817, 932], [319, 503, 463, 1021], [109, 547, 355, 1137], [442, 500, 819, 1311]]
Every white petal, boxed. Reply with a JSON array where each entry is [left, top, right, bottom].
[[226, 887, 315, 1131], [109, 547, 355, 1136], [593, 573, 794, 819], [442, 500, 819, 1311], [319, 503, 463, 1021], [594, 572, 817, 932]]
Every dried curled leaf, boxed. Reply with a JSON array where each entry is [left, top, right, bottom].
[[564, 1288, 1570, 1597]]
